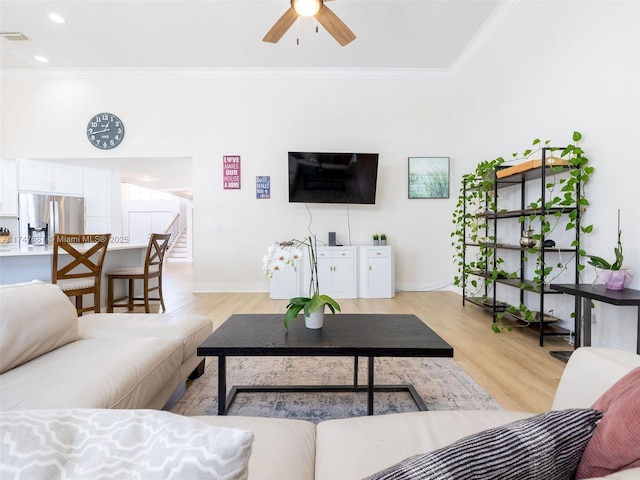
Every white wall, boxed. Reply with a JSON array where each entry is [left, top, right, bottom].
[[448, 1, 640, 350], [1, 1, 638, 351]]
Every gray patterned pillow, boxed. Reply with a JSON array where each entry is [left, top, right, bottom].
[[0, 409, 254, 480], [364, 409, 602, 480]]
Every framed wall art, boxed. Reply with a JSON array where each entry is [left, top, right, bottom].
[[408, 156, 450, 199]]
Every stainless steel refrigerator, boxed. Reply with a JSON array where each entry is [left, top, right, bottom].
[[19, 193, 84, 245]]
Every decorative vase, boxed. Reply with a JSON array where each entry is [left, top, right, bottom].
[[519, 229, 536, 248], [373, 239, 379, 246], [304, 309, 325, 329], [380, 239, 387, 246], [599, 269, 631, 291]]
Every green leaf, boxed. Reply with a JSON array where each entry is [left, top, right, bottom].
[[585, 255, 612, 270], [573, 131, 582, 141], [283, 303, 305, 328]]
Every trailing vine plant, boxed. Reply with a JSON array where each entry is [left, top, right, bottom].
[[452, 157, 510, 304], [452, 132, 594, 333]]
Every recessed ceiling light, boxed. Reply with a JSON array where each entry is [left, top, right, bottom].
[[49, 13, 66, 24], [34, 55, 49, 63]]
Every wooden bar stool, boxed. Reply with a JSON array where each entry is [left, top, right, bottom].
[[52, 233, 111, 316], [107, 233, 171, 313]]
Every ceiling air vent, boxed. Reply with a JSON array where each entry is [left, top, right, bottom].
[[0, 32, 29, 41]]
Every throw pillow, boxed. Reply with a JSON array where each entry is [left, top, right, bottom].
[[0, 409, 254, 480], [0, 281, 78, 374], [576, 366, 640, 479], [363, 409, 602, 480]]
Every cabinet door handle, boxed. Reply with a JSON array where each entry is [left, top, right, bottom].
[[369, 266, 372, 271]]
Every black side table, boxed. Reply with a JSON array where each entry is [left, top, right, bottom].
[[550, 284, 640, 354]]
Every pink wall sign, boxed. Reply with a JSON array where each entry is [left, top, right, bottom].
[[223, 155, 241, 189]]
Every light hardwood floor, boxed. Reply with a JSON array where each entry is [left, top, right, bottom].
[[159, 262, 573, 413]]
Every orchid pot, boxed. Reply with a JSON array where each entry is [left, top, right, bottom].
[[304, 308, 325, 329], [596, 269, 632, 291]]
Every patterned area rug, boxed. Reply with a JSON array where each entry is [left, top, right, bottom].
[[171, 357, 500, 423]]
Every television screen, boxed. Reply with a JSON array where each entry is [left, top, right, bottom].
[[288, 152, 379, 204]]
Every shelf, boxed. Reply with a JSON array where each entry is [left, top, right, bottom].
[[468, 242, 577, 253], [463, 296, 508, 312], [482, 207, 577, 219], [504, 309, 559, 323], [504, 316, 570, 336], [465, 296, 570, 336], [495, 163, 574, 185]]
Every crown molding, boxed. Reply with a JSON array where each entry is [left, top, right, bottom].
[[0, 1, 519, 81], [450, 0, 520, 76], [0, 66, 453, 80]]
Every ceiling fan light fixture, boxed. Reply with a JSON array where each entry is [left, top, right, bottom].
[[292, 0, 321, 17]]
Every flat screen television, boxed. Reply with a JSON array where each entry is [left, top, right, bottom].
[[288, 152, 379, 204]]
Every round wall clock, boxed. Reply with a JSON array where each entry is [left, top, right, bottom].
[[86, 112, 125, 149]]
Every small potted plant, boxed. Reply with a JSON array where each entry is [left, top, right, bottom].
[[380, 234, 387, 246], [585, 210, 629, 290], [373, 234, 379, 246]]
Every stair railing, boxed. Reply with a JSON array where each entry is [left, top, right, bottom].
[[164, 213, 181, 251]]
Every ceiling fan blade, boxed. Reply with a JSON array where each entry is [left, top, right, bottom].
[[263, 7, 298, 43], [315, 4, 356, 46]]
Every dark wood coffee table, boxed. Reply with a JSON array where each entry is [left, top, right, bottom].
[[197, 313, 454, 415]]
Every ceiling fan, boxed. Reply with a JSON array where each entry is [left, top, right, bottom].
[[263, 0, 356, 47]]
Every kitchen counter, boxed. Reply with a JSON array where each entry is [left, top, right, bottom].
[[0, 242, 147, 257], [0, 242, 149, 308]]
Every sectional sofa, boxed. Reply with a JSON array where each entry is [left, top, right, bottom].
[[196, 345, 640, 480], [1, 280, 638, 480], [0, 280, 213, 411]]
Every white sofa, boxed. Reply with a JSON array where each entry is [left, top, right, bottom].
[[1, 281, 638, 479], [4, 346, 635, 479], [0, 280, 213, 411], [193, 346, 640, 480]]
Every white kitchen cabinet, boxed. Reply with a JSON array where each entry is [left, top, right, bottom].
[[316, 246, 358, 299], [83, 169, 111, 227], [18, 160, 83, 195], [359, 246, 395, 298], [0, 159, 18, 216], [85, 216, 112, 234]]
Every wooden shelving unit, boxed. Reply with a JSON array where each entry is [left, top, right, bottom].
[[461, 147, 581, 346]]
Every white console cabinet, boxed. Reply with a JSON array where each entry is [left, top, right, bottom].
[[316, 246, 358, 299], [269, 245, 394, 300], [268, 247, 303, 300], [359, 246, 395, 298]]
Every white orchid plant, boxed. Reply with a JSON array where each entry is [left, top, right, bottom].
[[263, 235, 341, 328]]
